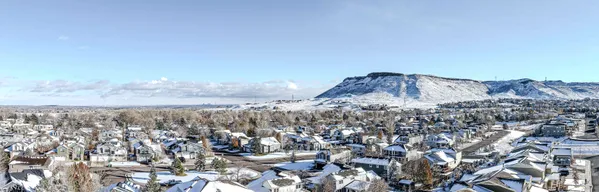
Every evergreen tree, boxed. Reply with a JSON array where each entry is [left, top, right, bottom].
[[171, 157, 186, 176], [251, 137, 262, 155], [290, 149, 296, 163], [216, 159, 227, 175], [211, 158, 227, 175], [144, 165, 161, 192], [194, 153, 206, 172], [30, 114, 39, 125]]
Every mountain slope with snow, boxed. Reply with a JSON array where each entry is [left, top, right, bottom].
[[317, 72, 599, 103]]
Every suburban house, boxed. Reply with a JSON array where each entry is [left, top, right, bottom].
[[347, 144, 366, 157], [91, 141, 128, 163], [426, 133, 455, 149], [134, 143, 155, 163], [175, 142, 205, 160], [552, 148, 572, 167], [331, 129, 362, 143], [383, 144, 421, 162], [351, 157, 401, 177], [539, 123, 566, 137], [394, 134, 424, 146], [5, 141, 35, 158], [317, 168, 379, 192], [423, 148, 462, 175], [8, 156, 50, 172], [166, 177, 252, 192], [244, 137, 281, 154], [230, 132, 251, 148], [315, 148, 352, 168], [56, 143, 85, 161], [261, 172, 302, 192], [303, 135, 330, 151]]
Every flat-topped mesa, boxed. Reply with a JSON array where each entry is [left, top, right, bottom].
[[366, 72, 405, 78], [317, 72, 599, 101]]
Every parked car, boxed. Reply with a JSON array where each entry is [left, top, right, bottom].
[[161, 180, 182, 186]]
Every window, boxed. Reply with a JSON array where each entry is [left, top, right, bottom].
[[339, 180, 343, 184]]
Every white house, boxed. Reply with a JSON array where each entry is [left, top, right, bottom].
[[166, 177, 252, 192], [424, 148, 462, 174], [262, 172, 302, 192]]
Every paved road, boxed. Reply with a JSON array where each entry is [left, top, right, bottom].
[[460, 131, 509, 155]]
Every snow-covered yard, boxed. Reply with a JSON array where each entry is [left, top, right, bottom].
[[272, 160, 314, 171], [517, 123, 542, 131], [493, 130, 526, 155], [131, 171, 221, 184], [223, 168, 261, 180], [241, 151, 317, 160]]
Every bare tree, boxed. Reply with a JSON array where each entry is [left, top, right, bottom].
[[368, 178, 389, 192], [319, 176, 336, 192]]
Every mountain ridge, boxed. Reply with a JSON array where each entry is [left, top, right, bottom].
[[317, 72, 599, 103]]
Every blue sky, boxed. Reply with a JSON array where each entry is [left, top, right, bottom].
[[1, 0, 599, 105]]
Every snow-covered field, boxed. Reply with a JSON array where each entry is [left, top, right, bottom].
[[493, 130, 526, 155], [272, 160, 314, 171], [242, 152, 317, 160]]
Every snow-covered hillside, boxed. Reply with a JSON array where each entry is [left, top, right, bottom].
[[235, 73, 599, 111], [318, 73, 599, 103]]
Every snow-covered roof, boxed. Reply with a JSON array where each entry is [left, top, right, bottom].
[[247, 171, 280, 192], [344, 180, 370, 191], [383, 144, 406, 152], [260, 137, 280, 146], [425, 149, 457, 165], [306, 164, 341, 184], [351, 157, 391, 166], [231, 132, 248, 138], [167, 177, 251, 192], [551, 148, 572, 156]]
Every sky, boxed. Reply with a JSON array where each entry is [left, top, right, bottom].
[[1, 0, 599, 105]]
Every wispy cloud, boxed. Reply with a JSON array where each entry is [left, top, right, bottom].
[[77, 46, 90, 50], [58, 36, 69, 41], [15, 78, 332, 104]]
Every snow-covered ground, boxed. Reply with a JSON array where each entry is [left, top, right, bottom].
[[272, 160, 314, 171], [109, 161, 142, 167], [131, 171, 221, 184], [223, 168, 261, 180], [517, 123, 542, 131], [241, 151, 317, 160], [493, 130, 526, 155]]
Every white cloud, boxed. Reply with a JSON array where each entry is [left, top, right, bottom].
[[287, 81, 298, 90], [78, 46, 89, 50], [14, 78, 334, 105], [58, 36, 69, 41]]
